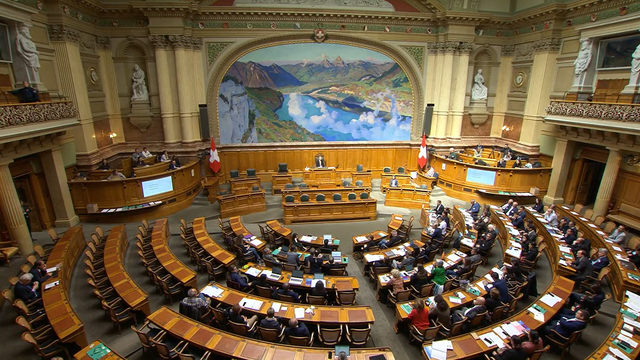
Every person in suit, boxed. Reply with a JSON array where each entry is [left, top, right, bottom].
[[628, 243, 640, 268], [30, 261, 51, 286], [512, 207, 526, 230], [544, 206, 559, 228], [485, 288, 504, 313], [15, 273, 39, 303], [484, 272, 512, 303], [250, 274, 270, 293], [496, 157, 507, 168], [468, 199, 481, 219], [286, 245, 300, 267], [228, 303, 259, 333], [512, 158, 523, 168], [228, 265, 250, 290], [505, 202, 519, 217], [8, 81, 39, 103], [386, 230, 403, 248], [561, 285, 605, 317], [424, 224, 443, 254], [521, 240, 539, 264], [304, 250, 323, 274], [543, 309, 588, 338], [98, 159, 110, 170], [455, 296, 486, 320], [445, 258, 471, 278], [434, 200, 445, 215], [262, 248, 281, 266], [285, 318, 310, 338], [319, 239, 333, 254], [467, 247, 482, 265], [132, 148, 142, 162], [168, 159, 180, 170], [390, 175, 399, 187], [315, 155, 325, 168], [569, 250, 592, 287], [273, 283, 300, 302], [532, 198, 544, 213], [569, 237, 589, 255], [448, 148, 459, 161], [501, 199, 514, 213], [259, 308, 282, 331], [561, 228, 577, 245], [321, 257, 341, 275], [606, 225, 627, 247], [477, 232, 495, 257]]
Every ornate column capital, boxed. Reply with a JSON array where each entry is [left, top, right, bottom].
[[95, 36, 111, 50], [426, 42, 439, 54], [149, 35, 168, 49], [442, 41, 458, 53], [458, 42, 474, 54], [48, 25, 80, 43], [192, 37, 203, 51], [533, 38, 561, 53], [168, 35, 189, 49], [502, 44, 515, 56]]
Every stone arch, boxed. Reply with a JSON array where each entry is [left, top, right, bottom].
[[116, 39, 152, 58], [469, 45, 501, 98], [205, 33, 425, 143]]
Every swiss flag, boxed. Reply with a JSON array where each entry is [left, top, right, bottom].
[[417, 134, 427, 169], [209, 137, 221, 173]]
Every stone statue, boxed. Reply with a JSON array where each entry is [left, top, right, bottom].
[[131, 64, 149, 101], [632, 44, 640, 75], [471, 69, 488, 100], [574, 38, 592, 76], [15, 23, 40, 72]]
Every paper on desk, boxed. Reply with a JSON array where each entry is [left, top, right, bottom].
[[540, 294, 561, 307], [528, 306, 545, 322], [559, 245, 572, 253], [432, 340, 452, 352], [501, 323, 522, 337], [612, 245, 623, 252], [301, 235, 314, 242], [294, 307, 305, 319], [250, 239, 262, 247], [602, 354, 616, 360], [461, 238, 475, 247], [46, 266, 58, 274], [506, 248, 522, 258], [364, 254, 384, 263], [379, 275, 391, 283], [260, 270, 272, 278], [609, 347, 631, 360], [201, 285, 224, 298], [618, 334, 639, 348], [484, 273, 494, 282], [620, 329, 634, 339], [623, 316, 640, 329], [245, 267, 262, 277], [559, 259, 568, 266], [356, 236, 368, 243], [272, 302, 281, 312], [324, 235, 332, 240], [447, 254, 461, 262], [44, 281, 60, 290], [493, 327, 508, 340], [393, 248, 406, 256], [480, 332, 504, 348], [425, 346, 447, 360], [395, 216, 403, 221]]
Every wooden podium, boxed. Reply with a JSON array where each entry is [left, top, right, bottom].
[[303, 167, 341, 187]]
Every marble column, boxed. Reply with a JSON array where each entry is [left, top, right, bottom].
[[449, 43, 472, 139], [169, 35, 195, 143], [96, 36, 125, 143], [491, 45, 514, 137], [49, 25, 98, 154], [520, 38, 560, 146], [593, 148, 622, 218], [431, 43, 444, 138], [434, 42, 456, 138], [423, 44, 438, 137], [192, 38, 206, 105], [39, 148, 79, 227], [543, 138, 575, 204], [0, 162, 33, 257], [150, 35, 182, 144], [189, 37, 203, 140]]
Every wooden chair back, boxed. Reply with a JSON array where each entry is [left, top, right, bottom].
[[337, 290, 356, 305], [318, 326, 342, 346]]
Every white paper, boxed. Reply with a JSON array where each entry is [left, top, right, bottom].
[[609, 347, 631, 360], [364, 254, 384, 263], [540, 294, 561, 307], [432, 340, 453, 351], [623, 316, 640, 329], [447, 254, 461, 262], [613, 245, 623, 252], [395, 216, 403, 221], [618, 334, 638, 348], [323, 235, 332, 240], [201, 285, 224, 298], [501, 323, 522, 337], [46, 266, 58, 274], [272, 302, 281, 312], [493, 327, 508, 340], [427, 346, 447, 360], [355, 236, 368, 243], [289, 277, 303, 285], [301, 235, 314, 242], [44, 281, 60, 290], [506, 248, 522, 258], [528, 306, 545, 322], [294, 307, 305, 319], [480, 332, 504, 348], [245, 267, 262, 277]]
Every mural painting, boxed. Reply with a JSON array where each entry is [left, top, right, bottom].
[[217, 42, 413, 143]]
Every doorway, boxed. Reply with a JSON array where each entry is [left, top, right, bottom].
[[13, 174, 43, 233], [574, 159, 606, 207]]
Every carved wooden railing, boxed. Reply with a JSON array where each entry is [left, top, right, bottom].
[[546, 100, 640, 122], [0, 101, 78, 128]]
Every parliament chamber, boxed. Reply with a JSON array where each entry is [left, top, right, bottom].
[[3, 0, 640, 359]]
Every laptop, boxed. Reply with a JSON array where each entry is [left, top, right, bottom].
[[405, 264, 414, 272], [335, 346, 350, 357], [314, 273, 324, 280], [281, 245, 289, 253], [268, 267, 282, 280], [289, 270, 304, 285]]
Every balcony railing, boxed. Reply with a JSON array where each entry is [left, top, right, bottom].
[[0, 101, 78, 129], [546, 100, 640, 122]]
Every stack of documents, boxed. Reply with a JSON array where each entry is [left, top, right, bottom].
[[201, 285, 224, 298], [250, 239, 262, 247], [447, 254, 461, 262], [539, 293, 561, 307], [355, 236, 368, 243], [480, 332, 505, 348], [300, 235, 314, 243], [245, 267, 262, 277], [294, 307, 305, 319], [240, 298, 263, 311], [364, 254, 384, 263]]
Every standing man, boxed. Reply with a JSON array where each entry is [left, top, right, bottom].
[[434, 200, 445, 215], [8, 81, 39, 103], [469, 199, 481, 220], [390, 175, 399, 187]]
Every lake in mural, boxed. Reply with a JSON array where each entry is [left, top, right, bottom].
[[217, 42, 413, 143]]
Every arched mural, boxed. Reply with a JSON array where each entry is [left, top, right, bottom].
[[217, 42, 413, 143]]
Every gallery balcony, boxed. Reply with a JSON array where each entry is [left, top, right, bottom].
[[0, 100, 79, 143], [544, 100, 640, 139]]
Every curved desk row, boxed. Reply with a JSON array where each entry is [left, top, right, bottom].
[[281, 186, 371, 202], [193, 217, 236, 266], [229, 216, 268, 252], [352, 230, 389, 252], [556, 206, 640, 302], [430, 155, 551, 206], [218, 191, 266, 218], [147, 307, 395, 360], [266, 220, 292, 242], [363, 240, 425, 266], [151, 218, 198, 289], [524, 208, 576, 278], [203, 282, 374, 325], [384, 187, 431, 209], [587, 291, 640, 359], [240, 262, 359, 292], [42, 225, 87, 348], [103, 225, 150, 315], [282, 198, 377, 225], [69, 160, 202, 222]]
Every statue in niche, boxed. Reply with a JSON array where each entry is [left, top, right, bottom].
[[131, 64, 149, 101], [632, 44, 640, 75], [573, 38, 592, 76], [471, 69, 488, 101], [15, 23, 40, 72]]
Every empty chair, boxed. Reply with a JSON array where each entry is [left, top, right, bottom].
[[573, 203, 584, 213], [317, 325, 343, 346], [288, 332, 314, 346], [247, 168, 256, 177], [348, 192, 357, 200], [584, 208, 594, 220], [176, 343, 211, 360], [387, 289, 411, 307], [205, 261, 225, 281], [342, 180, 350, 187], [285, 195, 294, 202], [161, 279, 183, 305], [229, 320, 257, 337], [383, 167, 391, 173], [546, 329, 584, 359], [230, 170, 239, 178], [284, 183, 293, 189], [333, 193, 342, 201], [360, 192, 369, 199], [357, 164, 363, 172], [336, 290, 357, 305], [345, 324, 371, 347], [131, 322, 164, 354], [409, 323, 441, 344], [593, 215, 605, 226], [307, 295, 328, 305], [300, 194, 310, 202], [355, 180, 363, 186], [102, 299, 138, 333], [316, 194, 325, 201], [299, 183, 308, 188], [252, 185, 260, 191], [278, 163, 288, 173], [397, 167, 405, 173], [21, 332, 70, 359]]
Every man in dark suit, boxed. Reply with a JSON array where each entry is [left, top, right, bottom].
[[544, 309, 588, 338], [390, 175, 399, 187], [8, 81, 39, 103], [569, 250, 592, 287], [304, 250, 323, 274], [505, 202, 519, 217], [469, 199, 480, 219], [30, 260, 51, 285], [512, 207, 526, 230], [477, 232, 495, 257], [273, 283, 300, 302], [434, 200, 445, 215], [501, 199, 514, 214], [315, 155, 325, 168], [424, 224, 443, 254], [286, 246, 300, 267], [285, 318, 310, 338], [259, 308, 282, 331], [484, 272, 512, 303], [561, 228, 577, 245], [386, 230, 403, 248], [569, 237, 589, 255], [462, 297, 487, 319], [15, 273, 39, 303], [591, 248, 610, 275]]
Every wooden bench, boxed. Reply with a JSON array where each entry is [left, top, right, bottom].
[[151, 218, 198, 289], [218, 191, 266, 218], [607, 202, 640, 232], [384, 187, 431, 209], [192, 217, 236, 266], [282, 198, 377, 224]]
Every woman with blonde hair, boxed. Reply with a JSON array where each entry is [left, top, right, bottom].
[[389, 268, 405, 295]]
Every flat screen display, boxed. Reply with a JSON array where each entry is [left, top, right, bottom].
[[141, 176, 173, 197], [466, 168, 496, 186]]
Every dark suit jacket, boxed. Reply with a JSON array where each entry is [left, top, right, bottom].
[[431, 228, 443, 242], [435, 204, 445, 215], [487, 279, 512, 303], [286, 251, 300, 266], [524, 247, 538, 262], [30, 267, 50, 285], [305, 257, 323, 274], [464, 304, 487, 319], [552, 317, 586, 338], [513, 213, 526, 230], [259, 317, 282, 331], [275, 288, 300, 302], [15, 282, 37, 303], [469, 203, 480, 215], [571, 257, 592, 280], [285, 322, 310, 337], [485, 297, 503, 312]]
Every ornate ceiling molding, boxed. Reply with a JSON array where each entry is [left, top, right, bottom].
[[48, 24, 81, 43]]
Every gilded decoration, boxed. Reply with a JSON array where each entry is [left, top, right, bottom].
[[401, 46, 424, 69], [207, 43, 232, 68], [0, 102, 78, 128], [546, 101, 640, 122]]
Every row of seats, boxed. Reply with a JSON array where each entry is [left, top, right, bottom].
[[284, 192, 370, 202]]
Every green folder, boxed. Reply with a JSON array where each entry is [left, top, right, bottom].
[[86, 343, 111, 360], [272, 249, 280, 256], [333, 239, 340, 245], [613, 340, 634, 354], [400, 303, 412, 314], [532, 304, 547, 314], [467, 287, 481, 296], [620, 309, 638, 320]]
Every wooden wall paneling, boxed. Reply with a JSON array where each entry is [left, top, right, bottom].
[[34, 172, 56, 228], [562, 158, 583, 205], [611, 171, 640, 209]]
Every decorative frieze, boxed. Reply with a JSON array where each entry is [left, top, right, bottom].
[[96, 36, 111, 50], [546, 101, 640, 122], [207, 43, 231, 67], [0, 102, 78, 128], [48, 25, 80, 43], [502, 44, 515, 57], [533, 38, 561, 53], [458, 42, 474, 54], [401, 46, 424, 69], [168, 35, 190, 49], [192, 37, 203, 51]]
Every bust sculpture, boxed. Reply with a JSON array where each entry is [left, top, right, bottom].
[[131, 64, 149, 101], [471, 69, 488, 101], [15, 24, 40, 72], [573, 38, 592, 76]]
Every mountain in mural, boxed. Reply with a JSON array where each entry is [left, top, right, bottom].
[[226, 61, 303, 88], [279, 59, 393, 85], [370, 63, 409, 88]]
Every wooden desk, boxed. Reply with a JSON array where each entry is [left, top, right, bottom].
[[103, 225, 150, 315], [240, 262, 359, 292], [202, 176, 220, 204], [192, 218, 236, 266], [265, 220, 292, 242], [430, 155, 551, 205], [524, 208, 576, 277], [69, 160, 202, 223], [229, 216, 267, 251], [133, 161, 170, 178], [151, 218, 198, 289], [421, 277, 573, 360], [387, 214, 405, 234], [147, 307, 395, 360], [380, 173, 414, 193], [352, 230, 389, 252], [282, 198, 377, 224], [218, 191, 266, 218], [42, 226, 87, 348], [271, 173, 293, 195], [587, 291, 640, 359], [376, 249, 468, 290], [89, 169, 118, 180], [281, 186, 371, 202], [204, 282, 374, 325], [363, 240, 425, 265], [74, 340, 125, 360], [230, 177, 262, 194], [384, 187, 431, 209], [302, 168, 341, 187], [557, 205, 640, 302], [351, 171, 372, 186], [414, 172, 437, 189]]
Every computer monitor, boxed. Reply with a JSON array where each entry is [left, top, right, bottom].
[[281, 245, 289, 253], [272, 267, 282, 275], [314, 273, 324, 280], [335, 345, 350, 356], [291, 270, 304, 279], [278, 163, 288, 173], [405, 264, 414, 272]]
